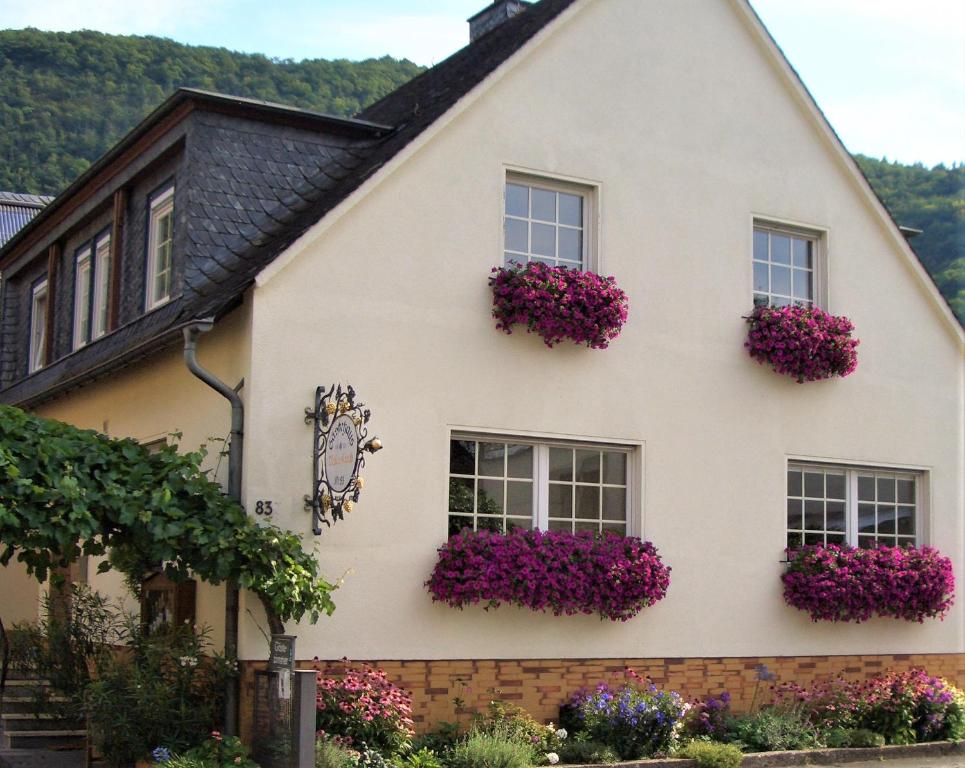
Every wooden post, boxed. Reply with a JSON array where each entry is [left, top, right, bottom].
[[108, 188, 127, 330], [44, 243, 59, 366]]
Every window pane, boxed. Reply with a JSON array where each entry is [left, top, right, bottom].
[[792, 269, 812, 301], [575, 450, 600, 483], [826, 500, 846, 531], [477, 479, 504, 514], [506, 480, 532, 518], [771, 265, 791, 296], [558, 193, 582, 226], [448, 478, 474, 513], [477, 517, 503, 533], [804, 532, 824, 546], [448, 516, 473, 536], [602, 452, 627, 485], [506, 518, 533, 532], [531, 222, 556, 257], [787, 532, 803, 549], [877, 506, 896, 535], [787, 498, 802, 529], [804, 499, 823, 530], [877, 477, 895, 503], [548, 519, 572, 533], [857, 475, 875, 500], [507, 444, 533, 478], [896, 479, 915, 504], [753, 230, 769, 262], [506, 184, 529, 217], [896, 507, 915, 535], [858, 503, 876, 533], [558, 228, 582, 262], [771, 235, 791, 264], [804, 472, 824, 498], [478, 443, 504, 477], [792, 239, 811, 268], [602, 523, 624, 535], [505, 218, 528, 253], [575, 520, 599, 533], [858, 535, 877, 549], [450, 440, 475, 474], [826, 533, 846, 546], [531, 188, 556, 222], [602, 487, 625, 521], [753, 262, 768, 293], [787, 470, 802, 497], [575, 486, 600, 520], [549, 448, 573, 481], [825, 473, 846, 500], [548, 484, 572, 519]]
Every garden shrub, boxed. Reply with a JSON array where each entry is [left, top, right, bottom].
[[317, 739, 363, 768], [183, 733, 258, 768], [683, 692, 733, 741], [744, 303, 858, 382], [447, 730, 535, 768], [469, 700, 565, 755], [677, 741, 743, 768], [490, 261, 629, 349], [427, 529, 670, 621], [727, 707, 820, 752], [391, 747, 445, 768], [782, 544, 955, 623], [824, 728, 885, 749], [561, 672, 688, 759], [316, 662, 415, 756], [557, 741, 620, 765], [84, 623, 232, 767]]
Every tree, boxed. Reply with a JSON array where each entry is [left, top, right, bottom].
[[0, 404, 332, 634]]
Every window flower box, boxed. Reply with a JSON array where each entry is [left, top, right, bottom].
[[745, 304, 858, 382], [426, 529, 670, 621], [490, 262, 629, 349], [781, 544, 955, 623]]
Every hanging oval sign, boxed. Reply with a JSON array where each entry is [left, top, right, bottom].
[[324, 414, 359, 494]]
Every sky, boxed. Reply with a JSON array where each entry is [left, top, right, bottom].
[[1, 0, 962, 167]]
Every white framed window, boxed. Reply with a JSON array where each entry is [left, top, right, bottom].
[[72, 232, 111, 350], [448, 436, 631, 536], [787, 463, 920, 549], [146, 186, 174, 310], [504, 174, 591, 270], [753, 223, 820, 308], [28, 277, 48, 373]]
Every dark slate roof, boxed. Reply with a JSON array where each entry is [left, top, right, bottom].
[[0, 192, 53, 247]]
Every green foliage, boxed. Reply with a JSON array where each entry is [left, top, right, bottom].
[[676, 741, 743, 768], [157, 758, 208, 768], [447, 730, 536, 768], [727, 707, 820, 753], [855, 155, 964, 322], [317, 739, 361, 768], [391, 747, 445, 768], [8, 585, 123, 718], [470, 700, 563, 754], [0, 404, 334, 628], [411, 722, 463, 756], [0, 28, 423, 195], [557, 740, 620, 765], [184, 734, 258, 768], [824, 728, 885, 749], [84, 622, 231, 767]]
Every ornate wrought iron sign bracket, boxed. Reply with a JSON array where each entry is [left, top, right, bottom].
[[304, 383, 381, 535]]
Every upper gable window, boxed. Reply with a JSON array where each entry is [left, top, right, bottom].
[[753, 224, 819, 308], [28, 277, 48, 373], [146, 185, 174, 311], [73, 231, 112, 350], [504, 175, 590, 270]]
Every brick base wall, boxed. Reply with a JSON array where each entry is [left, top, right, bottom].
[[239, 653, 965, 741]]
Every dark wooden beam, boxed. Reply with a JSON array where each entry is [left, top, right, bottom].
[[109, 188, 127, 330]]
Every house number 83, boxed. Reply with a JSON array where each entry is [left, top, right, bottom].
[[254, 500, 274, 516]]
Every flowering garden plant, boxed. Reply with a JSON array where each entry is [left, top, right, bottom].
[[490, 261, 629, 349], [316, 661, 414, 755], [559, 671, 688, 759], [426, 529, 670, 622], [781, 544, 955, 623], [744, 304, 858, 382]]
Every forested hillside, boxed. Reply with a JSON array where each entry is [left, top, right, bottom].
[[0, 29, 960, 321]]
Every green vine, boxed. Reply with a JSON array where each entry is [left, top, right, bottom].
[[0, 404, 334, 633]]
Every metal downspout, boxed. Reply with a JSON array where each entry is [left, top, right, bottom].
[[183, 319, 242, 736]]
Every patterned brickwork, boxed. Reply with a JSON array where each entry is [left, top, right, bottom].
[[239, 653, 964, 741]]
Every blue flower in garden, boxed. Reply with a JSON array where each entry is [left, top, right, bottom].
[[152, 748, 172, 764]]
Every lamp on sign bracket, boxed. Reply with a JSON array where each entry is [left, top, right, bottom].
[[303, 383, 381, 535]]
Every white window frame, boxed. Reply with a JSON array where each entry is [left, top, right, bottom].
[[28, 278, 48, 373], [503, 171, 596, 271], [146, 186, 175, 311], [73, 245, 93, 350], [786, 461, 924, 549], [92, 232, 111, 341], [448, 433, 634, 536], [752, 219, 827, 309]]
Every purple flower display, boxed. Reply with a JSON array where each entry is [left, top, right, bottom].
[[489, 261, 629, 349], [426, 529, 670, 621], [782, 544, 955, 623], [744, 304, 859, 382]]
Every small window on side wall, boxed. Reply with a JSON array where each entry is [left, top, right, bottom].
[[28, 277, 48, 373], [753, 224, 820, 308], [146, 185, 174, 311], [72, 231, 111, 351], [504, 174, 591, 270]]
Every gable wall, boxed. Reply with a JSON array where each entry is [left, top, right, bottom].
[[242, 0, 963, 663]]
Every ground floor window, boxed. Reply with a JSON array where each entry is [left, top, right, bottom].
[[786, 463, 920, 548], [448, 436, 631, 536]]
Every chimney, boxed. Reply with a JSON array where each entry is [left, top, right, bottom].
[[468, 0, 532, 42]]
